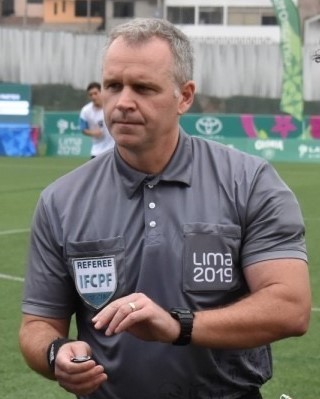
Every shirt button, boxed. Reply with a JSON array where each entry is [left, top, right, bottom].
[[147, 184, 154, 189], [149, 221, 156, 228], [149, 202, 156, 209]]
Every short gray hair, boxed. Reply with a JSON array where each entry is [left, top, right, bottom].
[[104, 18, 194, 87]]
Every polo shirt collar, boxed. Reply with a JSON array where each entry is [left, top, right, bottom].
[[114, 130, 193, 198]]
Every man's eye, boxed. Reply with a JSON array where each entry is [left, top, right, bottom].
[[105, 83, 121, 91], [135, 86, 153, 93]]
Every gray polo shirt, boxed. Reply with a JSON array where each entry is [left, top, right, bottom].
[[22, 130, 307, 399]]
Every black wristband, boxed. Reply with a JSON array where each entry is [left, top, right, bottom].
[[47, 338, 74, 372]]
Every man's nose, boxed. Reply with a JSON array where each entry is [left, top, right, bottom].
[[116, 87, 136, 111]]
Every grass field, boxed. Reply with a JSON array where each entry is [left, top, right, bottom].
[[0, 156, 319, 399]]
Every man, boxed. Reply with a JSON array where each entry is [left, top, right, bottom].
[[20, 18, 311, 399], [80, 81, 114, 158]]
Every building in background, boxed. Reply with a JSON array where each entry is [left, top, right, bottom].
[[42, 0, 105, 31], [164, 0, 278, 43], [0, 0, 161, 31], [0, 0, 318, 43], [0, 0, 14, 17], [164, 0, 278, 26], [0, 0, 279, 31], [0, 0, 14, 16], [300, 0, 320, 44]]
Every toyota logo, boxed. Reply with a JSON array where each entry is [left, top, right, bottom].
[[195, 117, 222, 136]]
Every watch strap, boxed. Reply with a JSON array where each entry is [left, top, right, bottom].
[[47, 337, 74, 372], [170, 308, 194, 346]]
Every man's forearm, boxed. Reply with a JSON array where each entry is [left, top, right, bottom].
[[192, 279, 310, 349], [19, 315, 70, 379]]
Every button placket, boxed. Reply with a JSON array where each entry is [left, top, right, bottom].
[[145, 183, 158, 230]]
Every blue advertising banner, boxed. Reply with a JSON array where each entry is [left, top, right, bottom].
[[0, 124, 35, 156], [0, 83, 33, 156]]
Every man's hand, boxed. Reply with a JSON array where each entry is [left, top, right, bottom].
[[92, 293, 181, 343], [54, 341, 108, 396]]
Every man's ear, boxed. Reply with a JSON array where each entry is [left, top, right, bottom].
[[177, 80, 196, 115]]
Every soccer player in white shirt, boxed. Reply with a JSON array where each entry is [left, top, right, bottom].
[[80, 82, 114, 158]]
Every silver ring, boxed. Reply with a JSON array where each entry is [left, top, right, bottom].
[[128, 302, 136, 312]]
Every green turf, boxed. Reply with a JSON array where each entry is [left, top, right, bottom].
[[0, 157, 319, 399], [0, 157, 84, 399]]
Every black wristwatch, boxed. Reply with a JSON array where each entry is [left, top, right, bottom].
[[169, 308, 194, 345]]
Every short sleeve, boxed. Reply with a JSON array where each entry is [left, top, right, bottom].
[[22, 196, 77, 318], [79, 105, 89, 131], [241, 162, 307, 267]]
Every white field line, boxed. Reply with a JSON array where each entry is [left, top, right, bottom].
[[0, 273, 320, 312], [0, 273, 24, 282], [0, 228, 30, 236]]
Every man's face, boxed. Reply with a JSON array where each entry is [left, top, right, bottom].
[[88, 87, 102, 107], [101, 36, 192, 152]]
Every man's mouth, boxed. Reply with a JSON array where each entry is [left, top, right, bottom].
[[113, 120, 142, 125]]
